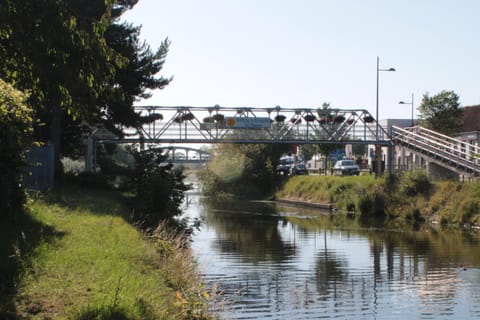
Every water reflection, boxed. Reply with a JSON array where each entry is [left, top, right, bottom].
[[185, 195, 480, 319], [200, 199, 296, 264]]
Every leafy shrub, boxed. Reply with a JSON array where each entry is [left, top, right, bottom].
[[400, 170, 432, 197], [358, 188, 386, 218], [129, 147, 190, 230], [61, 157, 85, 175], [0, 80, 32, 220]]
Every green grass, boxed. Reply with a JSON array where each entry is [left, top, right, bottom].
[[1, 186, 213, 319], [276, 175, 375, 210], [276, 174, 480, 227]]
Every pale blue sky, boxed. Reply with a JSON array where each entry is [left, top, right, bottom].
[[123, 0, 480, 120]]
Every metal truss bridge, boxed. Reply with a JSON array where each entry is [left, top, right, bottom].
[[99, 105, 391, 146], [85, 105, 390, 172], [86, 106, 480, 177]]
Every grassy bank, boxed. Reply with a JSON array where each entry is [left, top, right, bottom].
[[276, 175, 376, 212], [276, 172, 480, 227], [0, 186, 213, 319]]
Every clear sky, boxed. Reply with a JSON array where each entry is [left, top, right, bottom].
[[122, 0, 480, 120]]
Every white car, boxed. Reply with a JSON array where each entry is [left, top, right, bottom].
[[333, 159, 360, 176]]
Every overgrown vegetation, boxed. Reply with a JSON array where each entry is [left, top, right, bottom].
[[0, 186, 214, 319], [0, 80, 32, 220], [198, 143, 290, 200], [276, 175, 376, 214], [276, 171, 480, 227], [423, 181, 480, 226], [129, 147, 191, 231]]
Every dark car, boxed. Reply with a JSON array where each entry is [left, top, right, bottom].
[[333, 159, 360, 176], [276, 156, 296, 175], [289, 163, 308, 175]]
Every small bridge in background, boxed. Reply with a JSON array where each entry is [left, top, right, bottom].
[[162, 146, 210, 164]]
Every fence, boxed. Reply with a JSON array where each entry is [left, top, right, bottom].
[[23, 145, 55, 191]]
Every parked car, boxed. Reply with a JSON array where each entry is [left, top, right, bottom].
[[289, 163, 308, 175], [333, 159, 360, 176], [276, 155, 296, 175]]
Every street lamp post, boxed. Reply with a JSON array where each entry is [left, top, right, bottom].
[[399, 93, 414, 126], [375, 56, 396, 177]]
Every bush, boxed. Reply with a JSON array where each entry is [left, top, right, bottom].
[[198, 143, 289, 200], [400, 170, 432, 197], [358, 186, 386, 218], [0, 80, 32, 220], [129, 147, 190, 230]]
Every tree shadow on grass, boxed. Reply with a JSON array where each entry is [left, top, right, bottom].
[[74, 298, 157, 320], [0, 211, 65, 319], [45, 181, 134, 219]]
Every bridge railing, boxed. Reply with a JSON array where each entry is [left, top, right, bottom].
[[392, 125, 480, 174], [121, 106, 391, 145]]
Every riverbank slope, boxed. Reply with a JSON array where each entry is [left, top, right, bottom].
[[276, 172, 480, 227], [0, 185, 213, 319]]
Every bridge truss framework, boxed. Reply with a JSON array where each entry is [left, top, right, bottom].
[[103, 105, 391, 145], [85, 105, 480, 179], [86, 105, 392, 172]]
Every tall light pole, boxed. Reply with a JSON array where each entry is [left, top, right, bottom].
[[399, 93, 414, 126], [375, 56, 395, 177]]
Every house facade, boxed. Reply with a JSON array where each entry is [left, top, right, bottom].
[[452, 104, 480, 147]]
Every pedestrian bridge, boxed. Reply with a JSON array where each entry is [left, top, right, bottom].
[[87, 105, 480, 177], [97, 105, 391, 146]]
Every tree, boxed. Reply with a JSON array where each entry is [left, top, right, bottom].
[[0, 0, 172, 176], [298, 144, 317, 161], [0, 0, 120, 171], [418, 90, 463, 134], [99, 1, 172, 137]]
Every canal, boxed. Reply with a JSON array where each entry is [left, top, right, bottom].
[[182, 193, 480, 319]]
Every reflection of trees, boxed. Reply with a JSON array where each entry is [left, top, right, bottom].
[[315, 245, 348, 297], [290, 212, 480, 271], [194, 197, 480, 318], [200, 199, 296, 263], [289, 212, 480, 315]]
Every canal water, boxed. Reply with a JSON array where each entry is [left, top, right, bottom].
[[182, 193, 480, 319]]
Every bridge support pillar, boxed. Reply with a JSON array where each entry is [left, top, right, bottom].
[[427, 162, 460, 181], [387, 144, 394, 175], [375, 145, 382, 177]]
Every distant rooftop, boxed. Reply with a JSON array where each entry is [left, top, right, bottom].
[[462, 105, 480, 132]]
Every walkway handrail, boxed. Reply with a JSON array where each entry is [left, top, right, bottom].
[[392, 125, 480, 174]]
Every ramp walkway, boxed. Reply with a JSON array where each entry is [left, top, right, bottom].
[[391, 125, 480, 176]]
